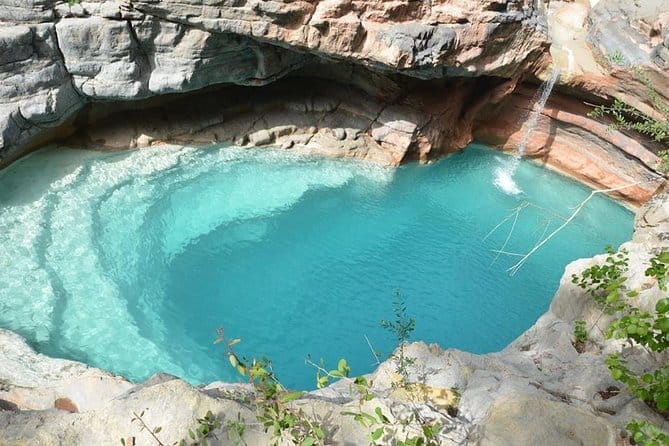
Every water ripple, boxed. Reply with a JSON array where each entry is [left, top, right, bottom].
[[0, 143, 633, 389]]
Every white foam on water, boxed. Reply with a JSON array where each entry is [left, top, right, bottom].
[[493, 66, 560, 194], [0, 144, 395, 380], [493, 165, 522, 196]]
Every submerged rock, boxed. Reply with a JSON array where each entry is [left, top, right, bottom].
[[1, 193, 668, 445]]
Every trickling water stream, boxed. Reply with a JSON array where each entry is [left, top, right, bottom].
[[516, 67, 562, 159], [494, 67, 562, 196]]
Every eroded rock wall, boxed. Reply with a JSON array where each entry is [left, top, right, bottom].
[[0, 0, 549, 165], [1, 0, 666, 207], [63, 70, 516, 167], [474, 85, 665, 204]]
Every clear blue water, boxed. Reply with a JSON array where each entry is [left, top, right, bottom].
[[0, 143, 633, 389]]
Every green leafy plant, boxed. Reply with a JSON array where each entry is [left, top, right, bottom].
[[659, 151, 669, 177], [606, 50, 627, 67], [627, 420, 669, 446], [646, 252, 669, 292], [575, 249, 669, 440], [606, 355, 669, 412], [590, 98, 669, 148], [605, 300, 669, 352], [314, 295, 448, 446], [338, 384, 444, 446], [215, 329, 326, 446], [571, 246, 632, 312], [121, 408, 221, 446], [589, 66, 669, 174], [380, 289, 417, 388], [341, 404, 442, 446], [573, 320, 588, 352], [122, 409, 166, 446], [181, 411, 221, 446], [121, 296, 451, 446], [225, 412, 248, 446]]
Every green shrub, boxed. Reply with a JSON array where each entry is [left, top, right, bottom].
[[589, 67, 669, 174], [575, 249, 669, 441], [627, 420, 669, 446]]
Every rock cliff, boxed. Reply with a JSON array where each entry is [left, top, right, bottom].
[[0, 0, 547, 164], [1, 0, 666, 204]]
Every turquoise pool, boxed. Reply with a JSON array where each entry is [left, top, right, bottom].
[[0, 143, 633, 389]]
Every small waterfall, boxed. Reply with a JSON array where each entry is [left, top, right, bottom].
[[515, 66, 561, 159], [494, 67, 561, 196]]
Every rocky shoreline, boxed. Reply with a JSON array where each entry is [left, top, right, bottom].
[[0, 190, 667, 445]]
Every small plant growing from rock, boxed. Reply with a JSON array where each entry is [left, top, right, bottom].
[[215, 328, 327, 446], [658, 150, 669, 174], [122, 408, 221, 446], [380, 289, 417, 389], [225, 412, 248, 446], [589, 64, 669, 175], [606, 50, 628, 67], [573, 320, 588, 353], [121, 296, 453, 446], [182, 411, 221, 446], [123, 409, 165, 446], [627, 420, 669, 446], [310, 295, 450, 446], [571, 246, 632, 312], [575, 248, 669, 443]]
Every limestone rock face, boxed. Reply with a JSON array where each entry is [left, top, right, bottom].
[[0, 23, 83, 164], [476, 397, 618, 446], [56, 17, 147, 99], [587, 0, 669, 69], [0, 0, 55, 23], [63, 74, 491, 166], [131, 0, 548, 78], [0, 0, 548, 165]]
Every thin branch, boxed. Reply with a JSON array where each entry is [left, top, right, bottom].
[[533, 219, 551, 249], [523, 202, 568, 222], [491, 207, 521, 265], [304, 358, 359, 388], [507, 182, 645, 275], [364, 335, 381, 365], [483, 202, 529, 241], [490, 250, 525, 257], [132, 411, 167, 446]]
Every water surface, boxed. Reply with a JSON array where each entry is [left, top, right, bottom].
[[0, 143, 633, 389]]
